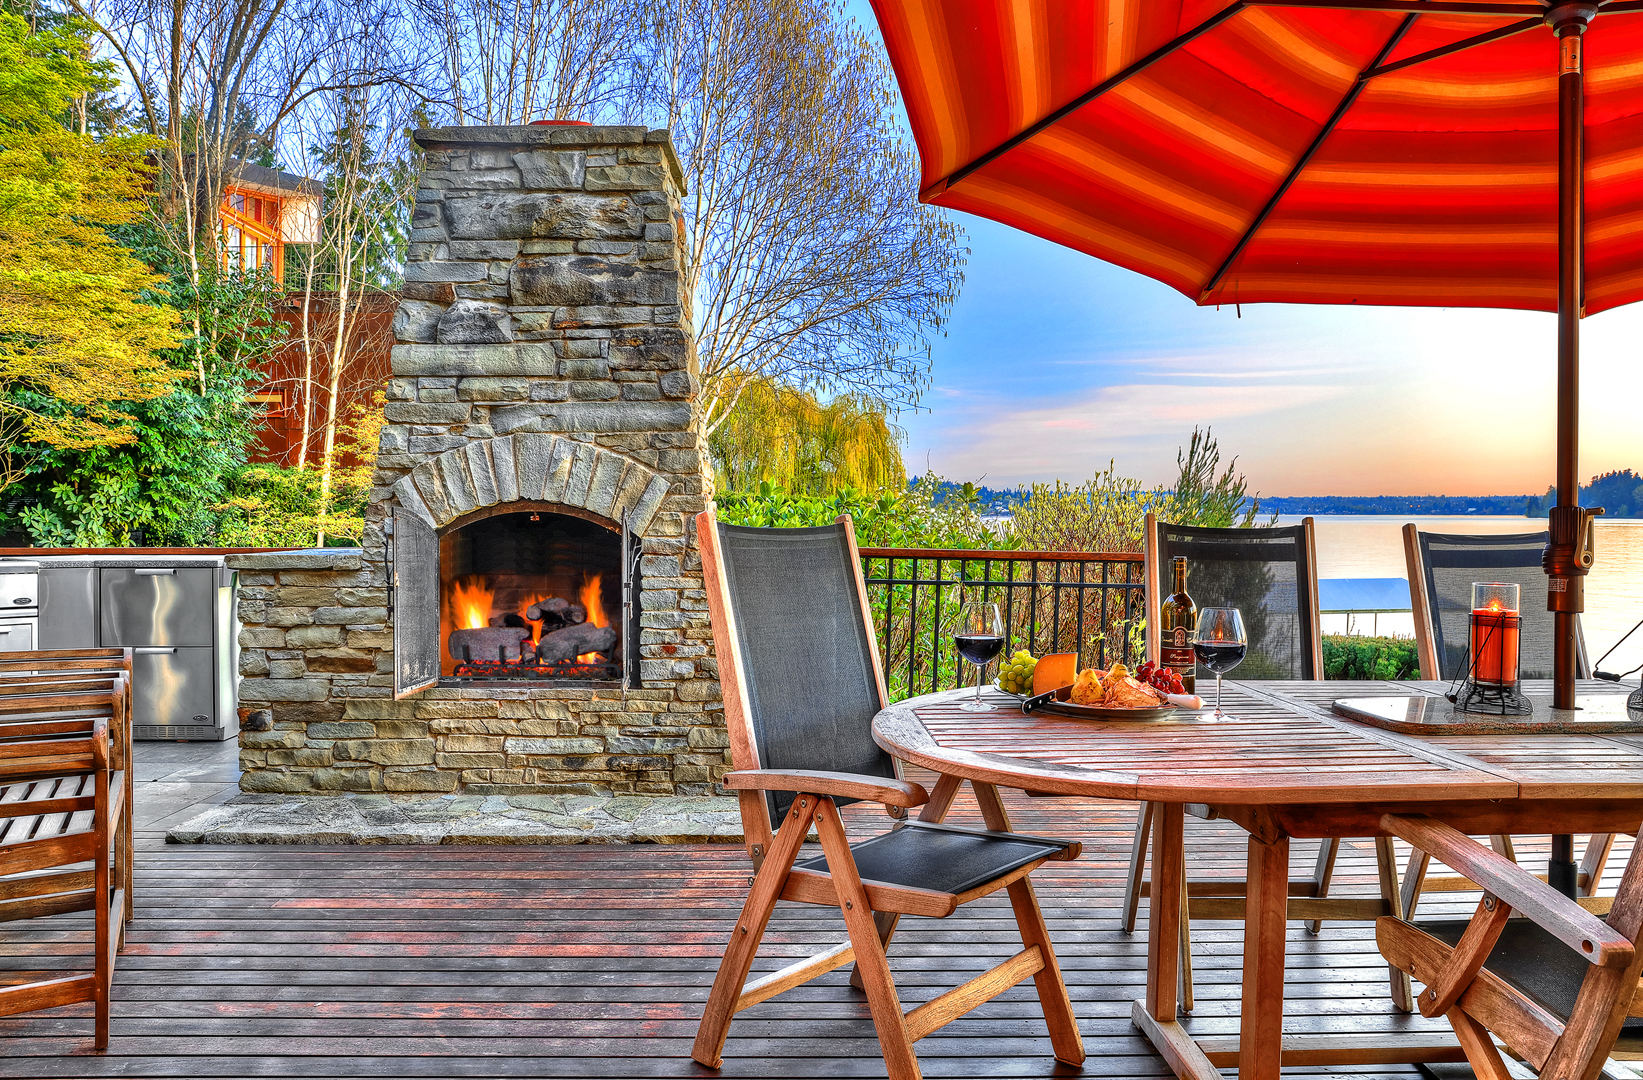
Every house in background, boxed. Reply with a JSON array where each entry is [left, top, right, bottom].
[[215, 162, 389, 466], [219, 162, 321, 283]]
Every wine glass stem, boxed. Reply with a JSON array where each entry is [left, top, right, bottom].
[[975, 663, 984, 705], [1216, 673, 1224, 718]]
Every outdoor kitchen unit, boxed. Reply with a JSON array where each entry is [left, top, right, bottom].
[[27, 553, 240, 741]]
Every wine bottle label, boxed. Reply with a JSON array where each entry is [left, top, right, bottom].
[[1161, 626, 1195, 672]]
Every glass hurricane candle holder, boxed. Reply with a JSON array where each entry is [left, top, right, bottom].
[[1454, 581, 1532, 715]]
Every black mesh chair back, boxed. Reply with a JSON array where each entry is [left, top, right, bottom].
[[1153, 519, 1320, 681], [714, 521, 895, 829], [1410, 530, 1587, 681]]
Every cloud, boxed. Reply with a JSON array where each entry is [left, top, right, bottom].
[[932, 383, 1352, 481]]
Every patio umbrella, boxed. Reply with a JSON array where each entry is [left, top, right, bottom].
[[869, 0, 1636, 718]]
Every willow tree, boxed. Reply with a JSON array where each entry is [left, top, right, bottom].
[[708, 381, 905, 497], [0, 13, 181, 488]]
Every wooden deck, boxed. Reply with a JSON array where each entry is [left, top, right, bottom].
[[1, 759, 1611, 1079]]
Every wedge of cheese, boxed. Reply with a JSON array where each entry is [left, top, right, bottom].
[[1032, 652, 1078, 696]]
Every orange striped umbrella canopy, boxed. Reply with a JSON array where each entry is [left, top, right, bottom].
[[870, 0, 1643, 314]]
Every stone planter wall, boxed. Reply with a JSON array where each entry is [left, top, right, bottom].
[[231, 125, 727, 799]]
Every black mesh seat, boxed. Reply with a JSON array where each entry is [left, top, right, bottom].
[[1406, 529, 1589, 681], [1127, 515, 1411, 1012], [1421, 918, 1643, 1029], [798, 822, 1068, 896], [691, 511, 1086, 1079], [1149, 519, 1321, 680], [1402, 528, 1610, 911]]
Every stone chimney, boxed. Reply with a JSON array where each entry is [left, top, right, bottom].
[[230, 125, 725, 799]]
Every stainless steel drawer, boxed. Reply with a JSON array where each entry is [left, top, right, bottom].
[[40, 567, 97, 649], [100, 568, 215, 647], [132, 646, 217, 728], [0, 619, 36, 653]]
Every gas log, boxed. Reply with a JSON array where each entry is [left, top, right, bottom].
[[535, 621, 618, 664], [449, 625, 533, 663], [525, 598, 586, 625]]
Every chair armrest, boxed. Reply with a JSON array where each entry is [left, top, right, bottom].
[[1381, 813, 1633, 967], [724, 770, 930, 808]]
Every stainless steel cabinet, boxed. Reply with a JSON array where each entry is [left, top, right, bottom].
[[132, 646, 218, 730], [40, 568, 97, 649], [0, 620, 35, 653], [100, 568, 216, 648], [27, 558, 239, 740]]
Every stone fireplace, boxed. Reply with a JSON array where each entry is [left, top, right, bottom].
[[229, 124, 725, 798]]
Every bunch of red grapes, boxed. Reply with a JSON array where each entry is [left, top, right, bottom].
[[1133, 660, 1186, 696]]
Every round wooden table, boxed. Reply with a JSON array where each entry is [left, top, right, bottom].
[[872, 681, 1643, 1080]]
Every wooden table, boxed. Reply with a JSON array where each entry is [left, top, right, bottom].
[[872, 679, 1643, 1080]]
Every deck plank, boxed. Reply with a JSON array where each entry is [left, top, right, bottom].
[[1, 767, 1618, 1078]]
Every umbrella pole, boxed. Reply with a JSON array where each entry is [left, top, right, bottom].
[[1549, 5, 1594, 717], [1548, 3, 1595, 900]]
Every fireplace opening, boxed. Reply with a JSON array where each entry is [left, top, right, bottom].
[[436, 509, 632, 684]]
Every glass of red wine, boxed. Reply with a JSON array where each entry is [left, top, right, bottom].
[[952, 599, 1005, 712], [1193, 607, 1247, 718]]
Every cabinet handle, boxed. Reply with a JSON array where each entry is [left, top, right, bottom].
[[135, 646, 177, 655], [135, 569, 175, 576]]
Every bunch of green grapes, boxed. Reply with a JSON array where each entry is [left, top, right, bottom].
[[998, 649, 1037, 695]]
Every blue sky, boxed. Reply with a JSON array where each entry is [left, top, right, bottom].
[[846, 4, 1643, 498]]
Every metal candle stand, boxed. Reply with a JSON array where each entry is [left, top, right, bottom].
[[1452, 582, 1534, 716]]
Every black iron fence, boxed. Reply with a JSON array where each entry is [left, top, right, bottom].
[[858, 548, 1147, 701]]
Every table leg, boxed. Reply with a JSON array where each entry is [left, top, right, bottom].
[[1146, 802, 1184, 1021], [1240, 833, 1289, 1080]]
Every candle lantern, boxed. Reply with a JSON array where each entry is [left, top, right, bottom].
[[1454, 582, 1533, 715]]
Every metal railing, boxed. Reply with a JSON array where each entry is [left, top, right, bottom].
[[858, 548, 1147, 701]]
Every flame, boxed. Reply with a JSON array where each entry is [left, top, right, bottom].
[[1486, 598, 1504, 613], [517, 593, 552, 644], [449, 576, 493, 630], [577, 573, 607, 663]]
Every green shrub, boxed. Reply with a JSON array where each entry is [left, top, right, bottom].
[[1322, 635, 1418, 681]]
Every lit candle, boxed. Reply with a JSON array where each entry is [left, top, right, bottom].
[[1470, 583, 1521, 687]]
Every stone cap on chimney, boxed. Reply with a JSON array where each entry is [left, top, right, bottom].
[[413, 125, 686, 195]]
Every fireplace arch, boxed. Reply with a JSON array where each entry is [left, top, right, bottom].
[[388, 436, 662, 697]]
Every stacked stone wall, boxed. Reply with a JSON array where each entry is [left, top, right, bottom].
[[231, 125, 726, 798]]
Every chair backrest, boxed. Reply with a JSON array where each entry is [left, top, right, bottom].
[[1402, 527, 1587, 682], [1144, 514, 1323, 681], [697, 512, 894, 845]]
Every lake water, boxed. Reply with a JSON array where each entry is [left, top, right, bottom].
[[1275, 515, 1643, 677]]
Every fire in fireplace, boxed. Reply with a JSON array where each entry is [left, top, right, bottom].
[[434, 507, 635, 683]]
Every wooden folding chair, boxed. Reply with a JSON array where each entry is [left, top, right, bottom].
[[692, 510, 1086, 1080], [1127, 514, 1409, 1012], [1377, 813, 1643, 1080], [1402, 526, 1613, 914], [0, 652, 134, 1048]]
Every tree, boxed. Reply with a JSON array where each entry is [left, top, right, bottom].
[[61, 0, 415, 365], [654, 0, 964, 433], [418, 0, 965, 434], [282, 83, 414, 541], [0, 12, 181, 488], [708, 381, 905, 496], [1172, 426, 1262, 528], [418, 0, 647, 124]]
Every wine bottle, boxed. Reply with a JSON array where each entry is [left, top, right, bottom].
[[1160, 556, 1197, 693]]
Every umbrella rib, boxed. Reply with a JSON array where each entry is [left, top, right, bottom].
[[1363, 16, 1542, 79], [1256, 0, 1541, 13], [1200, 14, 1418, 303], [933, 1, 1249, 197]]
